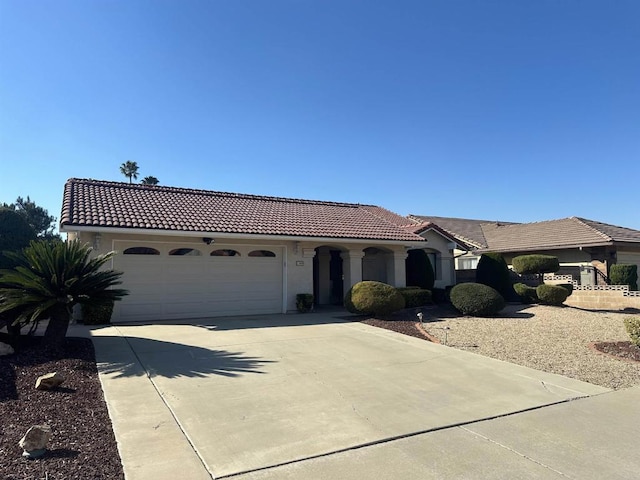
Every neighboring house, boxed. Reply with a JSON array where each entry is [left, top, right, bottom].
[[61, 179, 455, 322], [410, 215, 640, 285], [356, 208, 468, 289]]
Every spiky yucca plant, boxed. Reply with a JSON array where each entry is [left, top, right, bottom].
[[0, 240, 128, 348]]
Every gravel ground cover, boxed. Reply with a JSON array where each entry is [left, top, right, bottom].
[[365, 304, 640, 390], [0, 337, 124, 480]]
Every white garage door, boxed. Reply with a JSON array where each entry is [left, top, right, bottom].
[[112, 243, 284, 322]]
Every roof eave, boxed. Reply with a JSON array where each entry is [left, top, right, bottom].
[[61, 224, 427, 247], [475, 241, 615, 254]]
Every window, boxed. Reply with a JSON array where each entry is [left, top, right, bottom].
[[123, 247, 160, 255], [169, 248, 201, 256], [458, 257, 479, 270], [248, 250, 276, 257], [210, 249, 240, 257]]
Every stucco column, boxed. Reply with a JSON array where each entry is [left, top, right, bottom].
[[317, 250, 332, 304], [341, 249, 365, 290], [440, 256, 454, 287], [386, 251, 408, 288]]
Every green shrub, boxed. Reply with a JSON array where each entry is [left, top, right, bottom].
[[397, 287, 432, 308], [610, 264, 638, 291], [513, 283, 538, 304], [476, 252, 512, 298], [296, 293, 314, 313], [450, 283, 505, 317], [431, 287, 450, 304], [557, 283, 574, 296], [405, 250, 435, 290], [624, 317, 640, 348], [512, 255, 560, 276], [536, 284, 569, 306], [344, 281, 405, 316], [81, 301, 115, 325]]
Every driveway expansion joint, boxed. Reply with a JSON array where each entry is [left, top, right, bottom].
[[115, 326, 216, 480], [216, 394, 595, 479], [459, 426, 571, 478]]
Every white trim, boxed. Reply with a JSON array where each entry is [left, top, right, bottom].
[[62, 225, 425, 247]]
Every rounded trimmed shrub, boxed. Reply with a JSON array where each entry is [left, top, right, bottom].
[[344, 281, 405, 316], [513, 282, 538, 304], [476, 252, 512, 298], [450, 283, 505, 317], [405, 249, 435, 290], [557, 283, 574, 296], [610, 264, 638, 291], [397, 287, 432, 308], [512, 255, 560, 276], [535, 284, 569, 306]]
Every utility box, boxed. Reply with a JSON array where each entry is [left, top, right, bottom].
[[580, 265, 595, 286]]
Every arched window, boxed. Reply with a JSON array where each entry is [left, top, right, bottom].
[[169, 248, 201, 256], [123, 247, 160, 255], [248, 250, 276, 257], [210, 249, 240, 257]]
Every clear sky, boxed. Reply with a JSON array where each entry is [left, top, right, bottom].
[[1, 0, 638, 232]]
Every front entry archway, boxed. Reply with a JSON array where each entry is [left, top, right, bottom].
[[313, 246, 344, 305]]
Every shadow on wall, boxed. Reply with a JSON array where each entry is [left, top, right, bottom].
[[94, 336, 276, 379]]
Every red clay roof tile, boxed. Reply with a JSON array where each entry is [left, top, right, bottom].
[[61, 179, 425, 243]]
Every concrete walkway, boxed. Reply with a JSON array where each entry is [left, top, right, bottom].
[[79, 312, 638, 479]]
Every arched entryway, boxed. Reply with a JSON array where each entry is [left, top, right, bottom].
[[313, 246, 346, 305]]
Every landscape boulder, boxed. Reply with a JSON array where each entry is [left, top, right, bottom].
[[35, 372, 65, 390], [19, 424, 52, 459]]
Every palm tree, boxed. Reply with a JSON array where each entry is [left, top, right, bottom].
[[141, 176, 159, 185], [120, 161, 139, 183], [0, 241, 128, 349]]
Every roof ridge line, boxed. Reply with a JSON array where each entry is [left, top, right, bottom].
[[571, 217, 613, 242], [66, 178, 367, 209]]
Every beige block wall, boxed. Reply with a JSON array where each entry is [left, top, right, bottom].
[[565, 291, 640, 311]]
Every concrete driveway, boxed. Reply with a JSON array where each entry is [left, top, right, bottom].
[[87, 312, 638, 479]]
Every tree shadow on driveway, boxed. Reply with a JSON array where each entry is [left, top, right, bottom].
[[94, 336, 276, 379]]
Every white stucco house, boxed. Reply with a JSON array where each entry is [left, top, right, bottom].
[[60, 179, 460, 323]]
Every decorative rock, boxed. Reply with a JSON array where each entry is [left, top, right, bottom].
[[35, 372, 65, 390], [19, 424, 51, 459], [0, 342, 14, 356]]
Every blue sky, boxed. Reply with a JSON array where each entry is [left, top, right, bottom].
[[1, 0, 638, 231]]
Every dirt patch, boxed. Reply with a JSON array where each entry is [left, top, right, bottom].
[[591, 341, 640, 363], [0, 336, 124, 480]]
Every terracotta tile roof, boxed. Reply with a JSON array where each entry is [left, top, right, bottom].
[[400, 221, 472, 250], [61, 179, 426, 243], [360, 205, 417, 228], [408, 215, 517, 249]]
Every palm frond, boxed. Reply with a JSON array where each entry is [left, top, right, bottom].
[[0, 240, 129, 323]]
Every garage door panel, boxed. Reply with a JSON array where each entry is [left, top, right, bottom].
[[113, 244, 284, 322]]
